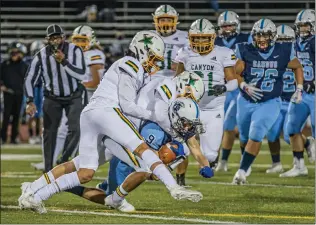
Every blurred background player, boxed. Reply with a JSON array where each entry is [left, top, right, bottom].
[[232, 18, 304, 184], [152, 5, 188, 79], [264, 25, 296, 174], [175, 19, 238, 185], [27, 41, 45, 145], [280, 9, 315, 177], [215, 11, 252, 172], [0, 42, 28, 144]]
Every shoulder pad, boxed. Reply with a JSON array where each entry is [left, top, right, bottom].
[[118, 56, 144, 78], [157, 78, 177, 103], [85, 49, 105, 65]]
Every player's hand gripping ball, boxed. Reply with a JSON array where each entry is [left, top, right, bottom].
[[158, 141, 184, 164]]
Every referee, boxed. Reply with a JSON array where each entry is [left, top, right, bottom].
[[24, 24, 86, 172]]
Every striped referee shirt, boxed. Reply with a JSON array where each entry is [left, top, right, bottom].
[[24, 42, 86, 100]]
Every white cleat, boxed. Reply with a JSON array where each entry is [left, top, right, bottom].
[[30, 162, 45, 171], [18, 182, 33, 209], [20, 195, 47, 214], [168, 185, 203, 202], [104, 196, 135, 213], [266, 163, 284, 174], [215, 160, 228, 172], [245, 166, 252, 177], [280, 159, 308, 177], [232, 169, 247, 185], [305, 136, 315, 163]]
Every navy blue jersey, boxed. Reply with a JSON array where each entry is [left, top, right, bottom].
[[295, 35, 315, 92], [281, 69, 295, 102], [236, 42, 295, 103], [215, 32, 251, 50]]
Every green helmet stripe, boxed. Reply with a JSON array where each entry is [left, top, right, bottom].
[[164, 5, 167, 13], [199, 19, 203, 32]]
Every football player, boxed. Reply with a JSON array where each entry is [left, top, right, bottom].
[[232, 19, 304, 184], [215, 11, 252, 172], [265, 25, 296, 174], [175, 19, 238, 184], [18, 31, 202, 213], [280, 9, 315, 177], [152, 5, 188, 80]]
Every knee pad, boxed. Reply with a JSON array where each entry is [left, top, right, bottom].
[[141, 149, 161, 169], [249, 125, 267, 142]]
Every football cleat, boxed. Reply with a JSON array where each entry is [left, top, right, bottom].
[[266, 163, 284, 174], [245, 166, 252, 177], [20, 195, 47, 214], [232, 169, 247, 185], [168, 185, 203, 202], [215, 160, 228, 172], [305, 136, 315, 163], [96, 181, 108, 193], [104, 195, 135, 213], [279, 159, 308, 177], [18, 182, 34, 208]]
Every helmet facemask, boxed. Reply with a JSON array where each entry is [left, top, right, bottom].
[[154, 16, 178, 36], [295, 22, 314, 39], [276, 37, 295, 43], [253, 31, 276, 51], [220, 23, 238, 39], [189, 34, 216, 55], [142, 49, 164, 75], [71, 35, 91, 51]]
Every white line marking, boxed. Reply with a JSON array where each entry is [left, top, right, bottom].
[[1, 144, 41, 149], [190, 162, 315, 169], [1, 173, 313, 189], [1, 154, 42, 161], [0, 205, 236, 224]]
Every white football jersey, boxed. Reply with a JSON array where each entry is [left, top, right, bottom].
[[152, 30, 189, 79], [131, 77, 177, 134], [175, 46, 236, 109], [83, 49, 106, 84], [87, 56, 145, 110]]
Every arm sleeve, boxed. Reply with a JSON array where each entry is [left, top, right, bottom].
[[223, 48, 237, 67], [118, 72, 153, 121], [24, 55, 42, 99], [86, 51, 105, 66], [62, 46, 86, 80]]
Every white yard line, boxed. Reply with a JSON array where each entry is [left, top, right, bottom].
[[0, 205, 236, 224], [1, 154, 42, 161], [1, 173, 313, 189], [1, 144, 41, 149]]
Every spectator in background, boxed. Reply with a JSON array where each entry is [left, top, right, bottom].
[[87, 5, 98, 23], [103, 31, 127, 68], [0, 42, 28, 144], [209, 0, 219, 17]]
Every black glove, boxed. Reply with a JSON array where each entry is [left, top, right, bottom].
[[212, 84, 227, 96]]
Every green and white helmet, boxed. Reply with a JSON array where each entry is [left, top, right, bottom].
[[152, 5, 179, 36], [174, 71, 205, 102], [129, 30, 165, 75], [189, 19, 216, 54], [217, 11, 241, 38], [71, 25, 97, 51], [276, 25, 295, 42], [295, 9, 315, 38]]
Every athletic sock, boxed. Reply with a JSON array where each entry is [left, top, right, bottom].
[[30, 171, 55, 192], [141, 150, 177, 189], [293, 151, 304, 160], [304, 139, 310, 149], [65, 186, 85, 197], [112, 185, 128, 203], [271, 154, 281, 164], [34, 172, 80, 202], [240, 151, 256, 172], [221, 148, 232, 161]]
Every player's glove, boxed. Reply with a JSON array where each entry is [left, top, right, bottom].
[[199, 166, 214, 178], [291, 84, 303, 104], [169, 140, 185, 156], [212, 84, 227, 96], [240, 81, 263, 101]]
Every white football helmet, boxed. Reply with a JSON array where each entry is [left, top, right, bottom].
[[251, 18, 277, 51], [174, 71, 205, 102], [30, 40, 45, 56], [152, 5, 179, 36], [276, 25, 295, 42], [189, 18, 216, 54], [168, 97, 203, 139], [217, 11, 241, 38], [71, 25, 97, 51], [295, 9, 315, 38], [129, 30, 165, 75]]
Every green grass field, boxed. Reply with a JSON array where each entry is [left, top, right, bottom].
[[1, 142, 315, 224]]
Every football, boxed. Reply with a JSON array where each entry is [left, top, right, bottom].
[[158, 143, 177, 164]]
